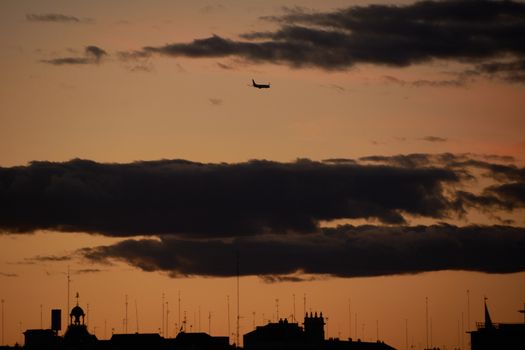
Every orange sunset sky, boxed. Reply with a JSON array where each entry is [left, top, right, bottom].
[[1, 1, 525, 349]]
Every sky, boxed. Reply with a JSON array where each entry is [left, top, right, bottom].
[[1, 0, 525, 349]]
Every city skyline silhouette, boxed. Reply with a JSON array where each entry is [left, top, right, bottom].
[[1, 1, 525, 349]]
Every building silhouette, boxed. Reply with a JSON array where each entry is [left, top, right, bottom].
[[244, 313, 395, 350], [469, 300, 525, 350], [20, 300, 396, 350]]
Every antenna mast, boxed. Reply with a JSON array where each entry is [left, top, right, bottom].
[[135, 300, 139, 333], [227, 295, 230, 343], [161, 293, 165, 337], [236, 252, 240, 347], [125, 295, 128, 334], [425, 297, 429, 349], [293, 294, 296, 323], [67, 266, 71, 325]]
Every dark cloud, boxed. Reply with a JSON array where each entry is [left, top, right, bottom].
[[119, 0, 525, 80], [80, 224, 525, 279], [26, 13, 81, 23], [42, 46, 107, 65], [470, 59, 525, 83], [0, 158, 464, 236]]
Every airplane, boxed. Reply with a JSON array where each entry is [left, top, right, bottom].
[[252, 79, 270, 89]]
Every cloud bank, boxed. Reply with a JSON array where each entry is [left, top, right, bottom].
[[118, 0, 525, 81], [3, 154, 524, 279], [80, 224, 525, 278]]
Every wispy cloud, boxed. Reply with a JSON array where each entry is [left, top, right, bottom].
[[421, 136, 448, 143], [41, 46, 107, 65], [26, 13, 92, 24], [0, 272, 18, 278]]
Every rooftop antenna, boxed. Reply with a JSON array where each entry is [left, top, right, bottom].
[[161, 293, 165, 336], [227, 295, 230, 343], [303, 294, 306, 317], [467, 289, 470, 331], [354, 313, 357, 340], [67, 266, 71, 325], [209, 311, 212, 334], [166, 302, 170, 337], [275, 299, 279, 321], [135, 300, 139, 333], [75, 292, 80, 306], [40, 304, 43, 329], [87, 303, 90, 329], [178, 291, 181, 331], [348, 298, 351, 339], [236, 251, 240, 348], [425, 297, 429, 349], [125, 295, 128, 334], [293, 294, 296, 323]]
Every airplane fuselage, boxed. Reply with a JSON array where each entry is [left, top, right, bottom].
[[252, 79, 270, 89]]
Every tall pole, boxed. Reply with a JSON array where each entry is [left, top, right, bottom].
[[275, 299, 279, 321], [40, 304, 43, 329], [209, 312, 212, 334], [376, 320, 379, 341], [178, 291, 181, 331]]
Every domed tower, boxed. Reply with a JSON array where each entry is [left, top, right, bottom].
[[70, 304, 85, 326], [64, 293, 97, 349]]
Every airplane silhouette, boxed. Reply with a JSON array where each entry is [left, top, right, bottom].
[[252, 79, 270, 89]]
